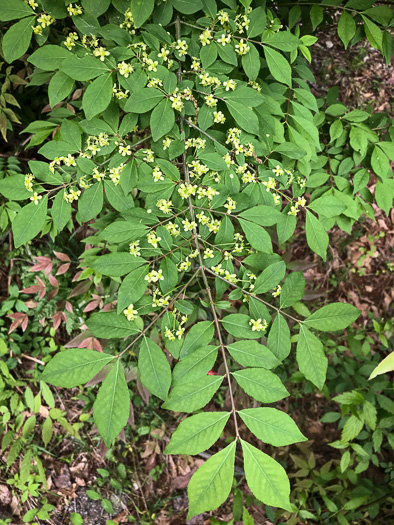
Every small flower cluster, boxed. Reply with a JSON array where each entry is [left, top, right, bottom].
[[64, 188, 81, 203], [164, 310, 188, 341], [211, 264, 237, 284], [49, 155, 76, 173], [120, 9, 136, 32], [67, 3, 83, 16], [64, 32, 78, 50], [124, 304, 138, 321], [249, 318, 268, 332], [24, 174, 34, 192], [93, 47, 109, 61], [34, 13, 55, 34], [118, 61, 134, 78]]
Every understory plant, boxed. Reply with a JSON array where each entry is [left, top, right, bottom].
[[0, 0, 393, 519]]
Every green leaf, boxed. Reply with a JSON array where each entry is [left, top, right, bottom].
[[263, 46, 292, 86], [159, 257, 178, 295], [232, 368, 289, 403], [173, 345, 219, 386], [124, 88, 164, 113], [296, 325, 327, 389], [280, 272, 305, 308], [171, 0, 202, 14], [2, 16, 34, 63], [187, 442, 236, 519], [308, 195, 347, 218], [304, 303, 360, 331], [82, 73, 113, 120], [227, 341, 280, 369], [239, 205, 281, 226], [221, 314, 262, 340], [242, 42, 260, 81], [253, 261, 286, 294], [86, 311, 140, 338], [90, 253, 146, 277], [28, 45, 73, 71], [93, 360, 130, 447], [12, 195, 48, 248], [180, 321, 215, 358], [138, 337, 171, 400], [277, 213, 296, 244], [52, 189, 72, 231], [239, 218, 273, 254], [369, 350, 394, 380], [104, 181, 134, 212], [267, 313, 291, 361], [310, 4, 323, 30], [100, 220, 147, 244], [0, 174, 33, 200], [262, 31, 301, 52], [341, 414, 364, 442], [305, 210, 328, 261], [0, 0, 34, 20], [150, 98, 175, 142], [162, 375, 223, 412], [117, 265, 149, 313], [198, 152, 228, 171], [337, 11, 356, 49], [48, 71, 75, 107], [130, 0, 154, 27], [224, 86, 264, 108], [248, 7, 267, 38], [165, 411, 230, 455], [225, 100, 259, 135], [60, 55, 110, 81], [78, 182, 103, 222], [239, 408, 307, 446], [41, 349, 114, 388], [362, 15, 383, 50], [241, 440, 291, 511]]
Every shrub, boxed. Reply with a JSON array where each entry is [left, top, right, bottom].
[[0, 0, 393, 518]]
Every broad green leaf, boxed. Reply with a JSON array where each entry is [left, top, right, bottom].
[[12, 195, 48, 248], [225, 100, 259, 135], [341, 414, 364, 442], [303, 303, 360, 331], [82, 73, 113, 120], [187, 442, 236, 519], [0, 0, 34, 20], [308, 195, 347, 218], [267, 314, 291, 361], [338, 11, 356, 49], [375, 180, 392, 216], [86, 311, 140, 338], [247, 7, 267, 38], [162, 375, 223, 412], [159, 257, 178, 295], [305, 210, 328, 261], [239, 205, 281, 226], [124, 88, 164, 113], [48, 71, 75, 107], [262, 31, 301, 52], [130, 0, 154, 27], [78, 182, 103, 222], [224, 86, 264, 107], [2, 16, 34, 63], [60, 55, 110, 81], [253, 261, 286, 294], [28, 45, 73, 71], [104, 180, 134, 212], [227, 341, 280, 369], [173, 345, 218, 385], [242, 42, 260, 81], [263, 46, 292, 86], [90, 253, 146, 277], [239, 218, 273, 254], [296, 325, 327, 389], [93, 360, 130, 447], [117, 265, 149, 313], [171, 0, 203, 14], [241, 440, 291, 511], [280, 272, 305, 309], [100, 221, 147, 244], [310, 4, 323, 30], [181, 321, 215, 358], [362, 15, 383, 50], [369, 351, 394, 380], [41, 349, 114, 388], [0, 174, 33, 200], [221, 314, 262, 340], [165, 412, 230, 455], [239, 408, 307, 446], [150, 98, 175, 142], [52, 189, 72, 231], [138, 337, 171, 400], [232, 368, 289, 403], [277, 212, 296, 244]]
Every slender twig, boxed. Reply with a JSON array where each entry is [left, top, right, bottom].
[[176, 14, 240, 439]]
